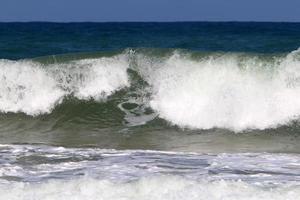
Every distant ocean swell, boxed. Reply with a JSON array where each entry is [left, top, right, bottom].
[[2, 48, 300, 131]]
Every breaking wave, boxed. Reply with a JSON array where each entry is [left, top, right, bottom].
[[1, 48, 300, 131], [0, 55, 129, 115]]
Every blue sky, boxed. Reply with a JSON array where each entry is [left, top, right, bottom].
[[1, 0, 300, 22]]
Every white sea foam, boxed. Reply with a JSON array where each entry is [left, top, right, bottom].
[[52, 56, 130, 100], [3, 49, 300, 131], [137, 49, 300, 131], [0, 60, 64, 115], [0, 55, 129, 115], [0, 145, 299, 199], [1, 145, 299, 184], [1, 176, 300, 200]]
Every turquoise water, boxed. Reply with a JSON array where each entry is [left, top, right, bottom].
[[0, 22, 300, 199]]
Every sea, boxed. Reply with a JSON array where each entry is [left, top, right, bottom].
[[0, 22, 300, 199]]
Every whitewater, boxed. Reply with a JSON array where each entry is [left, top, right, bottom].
[[0, 144, 299, 200], [1, 22, 300, 200], [1, 49, 300, 131]]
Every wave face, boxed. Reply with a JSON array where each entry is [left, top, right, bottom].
[[2, 49, 300, 131], [0, 145, 299, 200]]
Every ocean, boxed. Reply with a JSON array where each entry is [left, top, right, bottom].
[[0, 22, 300, 199]]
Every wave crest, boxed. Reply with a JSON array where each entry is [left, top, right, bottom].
[[0, 55, 129, 115], [136, 49, 300, 131], [2, 49, 300, 131]]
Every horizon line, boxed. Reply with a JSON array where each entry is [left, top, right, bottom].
[[0, 20, 300, 24]]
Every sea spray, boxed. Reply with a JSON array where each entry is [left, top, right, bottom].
[[137, 49, 300, 131], [2, 49, 300, 131], [0, 55, 130, 115]]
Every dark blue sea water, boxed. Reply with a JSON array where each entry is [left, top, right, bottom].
[[1, 22, 300, 59], [1, 22, 300, 199]]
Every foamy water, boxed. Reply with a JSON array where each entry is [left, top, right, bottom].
[[0, 145, 299, 200], [0, 55, 129, 115], [2, 50, 300, 131], [2, 22, 300, 200], [2, 177, 300, 200], [138, 49, 300, 131]]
